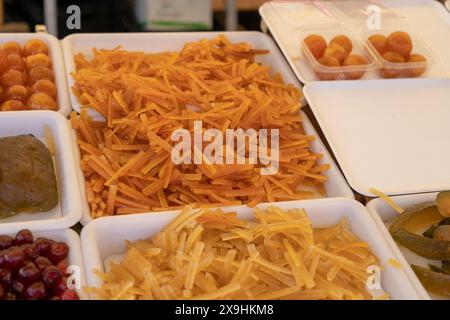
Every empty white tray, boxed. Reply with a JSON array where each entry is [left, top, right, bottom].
[[304, 78, 450, 196]]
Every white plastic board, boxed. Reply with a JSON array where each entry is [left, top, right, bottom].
[[259, 0, 450, 83], [366, 192, 448, 300], [81, 198, 423, 300], [304, 78, 450, 196]]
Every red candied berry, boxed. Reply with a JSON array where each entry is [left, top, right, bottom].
[[53, 277, 68, 295], [21, 244, 39, 260], [56, 260, 68, 276], [18, 262, 41, 285], [0, 250, 6, 268], [15, 230, 33, 245], [12, 280, 25, 297], [34, 238, 53, 256], [3, 247, 25, 271], [60, 289, 79, 300], [47, 242, 69, 264], [24, 282, 47, 300], [34, 256, 52, 271], [0, 235, 14, 250], [0, 268, 12, 289], [42, 266, 62, 289]]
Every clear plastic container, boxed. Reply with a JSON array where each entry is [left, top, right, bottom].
[[330, 0, 401, 23], [300, 27, 380, 81], [364, 26, 436, 79], [268, 0, 339, 28]]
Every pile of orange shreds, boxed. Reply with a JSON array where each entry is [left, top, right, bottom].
[[70, 35, 330, 218]]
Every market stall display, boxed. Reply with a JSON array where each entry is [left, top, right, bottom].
[[62, 32, 353, 225], [0, 34, 70, 115], [367, 192, 450, 300], [81, 199, 423, 300]]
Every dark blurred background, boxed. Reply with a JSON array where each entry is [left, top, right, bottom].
[[1, 0, 268, 38]]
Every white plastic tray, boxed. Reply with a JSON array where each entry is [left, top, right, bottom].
[[304, 78, 450, 197], [366, 192, 448, 300], [81, 198, 423, 300], [2, 228, 87, 300], [0, 33, 71, 116], [61, 32, 353, 224], [259, 0, 450, 83], [0, 111, 82, 232]]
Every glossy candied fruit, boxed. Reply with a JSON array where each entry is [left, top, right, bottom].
[[329, 35, 353, 57], [6, 54, 25, 71], [323, 44, 346, 64], [0, 69, 26, 88], [303, 34, 327, 60], [30, 79, 57, 98], [0, 99, 28, 111], [368, 34, 388, 55], [27, 92, 57, 111], [26, 53, 52, 70], [2, 42, 22, 57], [23, 39, 49, 57], [387, 31, 413, 58], [406, 53, 427, 77], [27, 66, 55, 84], [381, 51, 405, 78], [4, 85, 29, 103], [342, 55, 368, 80], [315, 56, 340, 80]]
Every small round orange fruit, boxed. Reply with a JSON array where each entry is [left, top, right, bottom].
[[368, 34, 388, 55], [303, 34, 327, 60], [330, 35, 353, 57], [0, 99, 27, 111], [381, 51, 405, 78], [23, 39, 49, 57], [0, 50, 9, 73], [4, 85, 29, 102], [28, 66, 55, 84], [342, 55, 368, 80], [323, 44, 347, 64], [387, 31, 413, 58], [27, 92, 57, 110], [407, 53, 427, 77], [26, 53, 52, 70], [2, 42, 22, 56], [30, 79, 57, 98], [0, 69, 26, 88], [6, 54, 25, 71], [315, 56, 340, 80]]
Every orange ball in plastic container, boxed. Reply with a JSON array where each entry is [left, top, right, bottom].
[[381, 51, 405, 78], [23, 39, 49, 57], [6, 54, 26, 71], [303, 34, 327, 60], [2, 42, 22, 56], [26, 53, 52, 70], [0, 99, 28, 111], [329, 35, 353, 57], [315, 56, 340, 80], [30, 79, 57, 98], [387, 31, 413, 58], [323, 44, 347, 64], [342, 55, 368, 80], [0, 69, 26, 88], [27, 92, 57, 110], [4, 85, 29, 103], [406, 54, 427, 77], [27, 66, 55, 84], [368, 34, 388, 55]]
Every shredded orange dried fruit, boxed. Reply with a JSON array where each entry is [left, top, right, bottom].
[[71, 35, 329, 217]]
